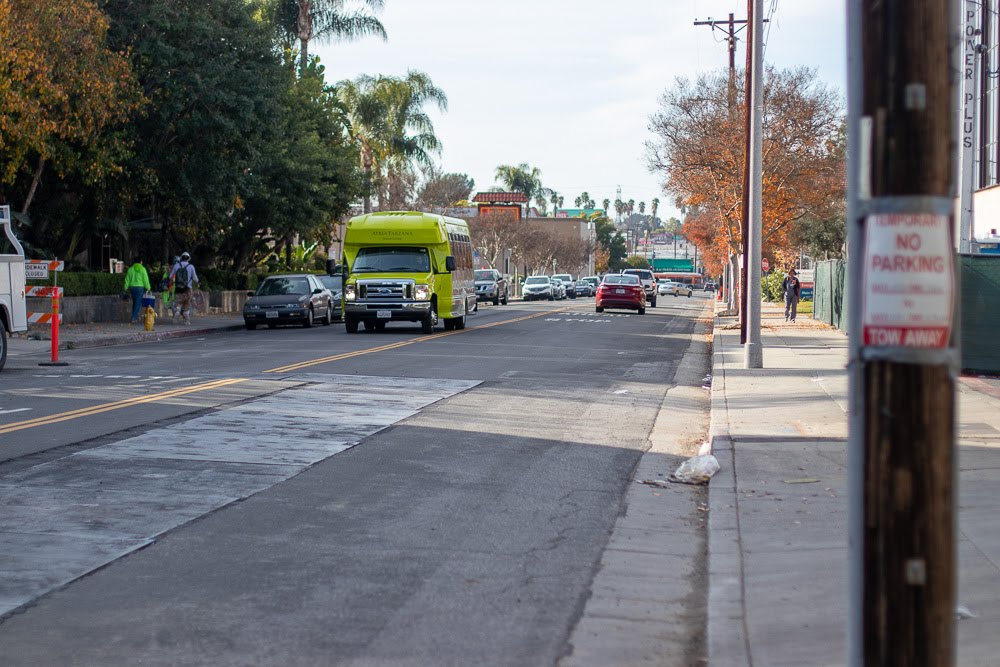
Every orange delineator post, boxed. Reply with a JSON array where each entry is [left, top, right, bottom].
[[50, 292, 60, 363]]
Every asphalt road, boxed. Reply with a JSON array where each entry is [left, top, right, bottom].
[[0, 292, 714, 666]]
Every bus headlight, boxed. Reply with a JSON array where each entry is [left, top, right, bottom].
[[345, 284, 357, 301], [414, 284, 431, 301]]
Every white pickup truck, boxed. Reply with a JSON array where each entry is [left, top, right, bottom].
[[0, 205, 28, 371]]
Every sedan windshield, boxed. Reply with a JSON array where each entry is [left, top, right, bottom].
[[525, 277, 549, 285], [257, 277, 310, 296], [352, 247, 430, 273]]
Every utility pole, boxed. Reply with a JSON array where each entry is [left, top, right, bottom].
[[847, 0, 958, 665], [744, 0, 763, 368], [740, 1, 753, 345], [695, 13, 745, 320], [693, 13, 746, 78]]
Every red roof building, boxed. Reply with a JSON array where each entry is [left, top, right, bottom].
[[471, 192, 529, 204]]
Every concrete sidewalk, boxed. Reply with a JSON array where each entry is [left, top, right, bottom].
[[708, 302, 1000, 666], [8, 314, 245, 360]]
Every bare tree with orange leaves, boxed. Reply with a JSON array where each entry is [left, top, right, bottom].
[[645, 66, 845, 277]]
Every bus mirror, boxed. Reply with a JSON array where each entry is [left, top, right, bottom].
[[326, 259, 337, 275], [445, 256, 456, 272]]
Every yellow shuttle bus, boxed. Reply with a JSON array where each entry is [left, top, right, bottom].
[[342, 211, 476, 334]]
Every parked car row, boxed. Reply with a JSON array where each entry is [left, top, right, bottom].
[[242, 268, 704, 332]]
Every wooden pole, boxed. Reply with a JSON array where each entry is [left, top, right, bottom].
[[855, 0, 957, 664], [740, 0, 753, 345]]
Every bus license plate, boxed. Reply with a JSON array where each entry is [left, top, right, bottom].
[[377, 310, 392, 319], [266, 311, 279, 318]]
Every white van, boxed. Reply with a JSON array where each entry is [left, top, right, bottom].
[[0, 205, 28, 371]]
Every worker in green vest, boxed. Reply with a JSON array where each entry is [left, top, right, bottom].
[[124, 257, 151, 324]]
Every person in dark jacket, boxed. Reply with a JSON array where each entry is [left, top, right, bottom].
[[782, 268, 801, 322]]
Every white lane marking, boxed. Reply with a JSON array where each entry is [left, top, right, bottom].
[[0, 408, 31, 415]]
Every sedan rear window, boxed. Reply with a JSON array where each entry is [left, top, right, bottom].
[[602, 275, 639, 285]]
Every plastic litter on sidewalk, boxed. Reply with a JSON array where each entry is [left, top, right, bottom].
[[668, 454, 720, 485]]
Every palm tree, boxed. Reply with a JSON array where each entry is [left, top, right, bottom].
[[627, 199, 635, 217], [574, 195, 582, 208], [338, 71, 448, 213], [551, 191, 561, 216], [273, 0, 387, 76], [603, 198, 611, 213], [494, 163, 552, 210], [651, 197, 660, 225], [639, 201, 646, 215]]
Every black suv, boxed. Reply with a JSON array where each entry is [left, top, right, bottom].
[[621, 268, 657, 307]]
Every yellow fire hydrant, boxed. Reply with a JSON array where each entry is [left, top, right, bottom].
[[143, 304, 157, 331]]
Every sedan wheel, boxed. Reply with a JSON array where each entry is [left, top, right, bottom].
[[244, 321, 257, 331], [596, 306, 604, 313], [638, 307, 646, 315], [323, 302, 333, 325], [303, 307, 314, 328]]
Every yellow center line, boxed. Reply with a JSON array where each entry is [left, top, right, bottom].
[[0, 378, 248, 436], [264, 306, 570, 374]]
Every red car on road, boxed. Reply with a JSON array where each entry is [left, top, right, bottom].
[[596, 274, 646, 314]]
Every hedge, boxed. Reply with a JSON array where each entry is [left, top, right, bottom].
[[31, 271, 125, 297], [27, 268, 317, 296]]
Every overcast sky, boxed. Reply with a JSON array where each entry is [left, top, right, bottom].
[[313, 1, 846, 217]]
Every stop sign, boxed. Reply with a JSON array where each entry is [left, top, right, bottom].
[[762, 258, 770, 272]]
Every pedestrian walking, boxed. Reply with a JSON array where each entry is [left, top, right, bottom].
[[123, 257, 151, 324], [169, 252, 200, 324], [160, 256, 179, 319], [782, 268, 801, 322]]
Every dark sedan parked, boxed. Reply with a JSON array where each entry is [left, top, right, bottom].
[[243, 274, 334, 330]]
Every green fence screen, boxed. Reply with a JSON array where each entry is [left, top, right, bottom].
[[813, 255, 1000, 373], [814, 260, 848, 331], [961, 255, 1000, 373]]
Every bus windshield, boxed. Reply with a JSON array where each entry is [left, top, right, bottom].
[[352, 247, 431, 273]]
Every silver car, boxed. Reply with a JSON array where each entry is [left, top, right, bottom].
[[550, 278, 567, 300]]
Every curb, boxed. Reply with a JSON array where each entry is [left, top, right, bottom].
[[59, 323, 246, 351], [706, 311, 752, 666]]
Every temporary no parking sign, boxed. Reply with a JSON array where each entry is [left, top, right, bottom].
[[861, 213, 954, 348]]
